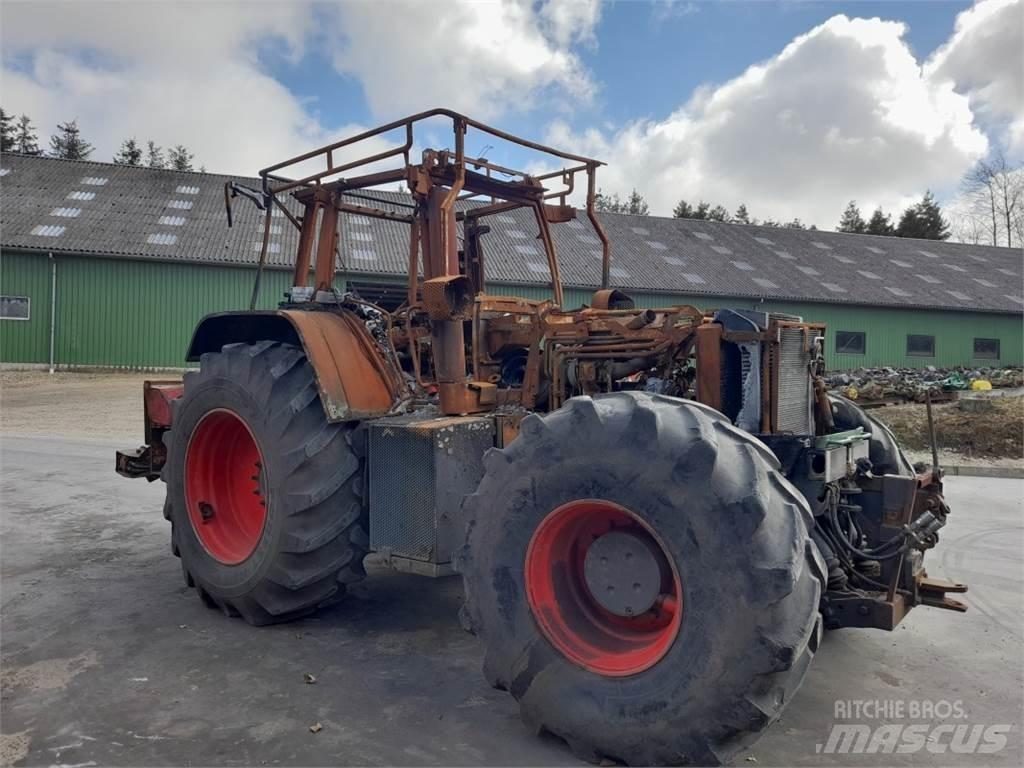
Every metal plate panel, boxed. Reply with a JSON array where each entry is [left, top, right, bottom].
[[368, 416, 494, 563]]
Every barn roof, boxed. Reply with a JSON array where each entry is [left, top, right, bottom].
[[2, 152, 1021, 314]]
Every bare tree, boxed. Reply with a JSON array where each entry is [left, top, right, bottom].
[[961, 149, 1023, 248]]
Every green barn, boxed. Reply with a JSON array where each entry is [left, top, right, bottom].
[[2, 153, 1021, 370]]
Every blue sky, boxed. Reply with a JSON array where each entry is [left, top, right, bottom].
[[2, 1, 1018, 231], [266, 1, 973, 154]]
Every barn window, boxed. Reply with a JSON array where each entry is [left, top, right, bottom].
[[907, 335, 935, 357], [0, 295, 30, 320], [835, 331, 865, 355], [973, 338, 1000, 360]]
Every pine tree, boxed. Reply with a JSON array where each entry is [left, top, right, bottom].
[[785, 218, 807, 230], [15, 115, 40, 154], [915, 190, 950, 240], [167, 144, 195, 171], [146, 141, 165, 169], [866, 207, 894, 236], [113, 138, 143, 165], [672, 199, 694, 219], [693, 201, 711, 220], [49, 120, 93, 160], [896, 191, 950, 240], [837, 200, 867, 233], [733, 203, 751, 224], [625, 188, 649, 216], [0, 108, 15, 152], [707, 205, 729, 222]]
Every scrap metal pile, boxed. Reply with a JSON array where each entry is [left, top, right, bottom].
[[825, 365, 1023, 404]]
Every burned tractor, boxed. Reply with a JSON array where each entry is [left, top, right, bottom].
[[117, 109, 966, 765]]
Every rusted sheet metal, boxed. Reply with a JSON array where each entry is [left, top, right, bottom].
[[422, 275, 474, 320], [695, 323, 723, 412], [281, 309, 399, 422], [144, 381, 183, 428]]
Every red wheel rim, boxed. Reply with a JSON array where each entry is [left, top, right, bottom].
[[184, 409, 268, 565], [524, 499, 683, 677]]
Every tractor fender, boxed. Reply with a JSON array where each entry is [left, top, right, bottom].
[[187, 309, 400, 422]]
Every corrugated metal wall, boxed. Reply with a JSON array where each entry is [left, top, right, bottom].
[[1, 250, 1020, 370], [0, 251, 51, 363]]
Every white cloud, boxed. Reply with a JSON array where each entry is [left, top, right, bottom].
[[0, 1, 328, 175], [0, 0, 599, 175], [326, 0, 599, 121], [546, 14, 989, 228], [925, 0, 1024, 153]]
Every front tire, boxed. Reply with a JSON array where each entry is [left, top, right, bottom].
[[459, 392, 824, 765], [163, 341, 368, 625]]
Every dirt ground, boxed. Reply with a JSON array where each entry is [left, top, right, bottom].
[[0, 371, 155, 441], [870, 395, 1024, 467]]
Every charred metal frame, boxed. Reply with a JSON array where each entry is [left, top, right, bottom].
[[120, 110, 967, 633]]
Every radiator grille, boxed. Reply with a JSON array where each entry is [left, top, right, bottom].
[[369, 424, 437, 560], [777, 328, 814, 434], [368, 417, 495, 563]]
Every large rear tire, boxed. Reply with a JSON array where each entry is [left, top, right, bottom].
[[459, 392, 824, 765], [163, 341, 368, 625]]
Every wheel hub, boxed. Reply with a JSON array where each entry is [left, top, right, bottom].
[[524, 499, 683, 677], [584, 530, 664, 617], [184, 409, 268, 565]]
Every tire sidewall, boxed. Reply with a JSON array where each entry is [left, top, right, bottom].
[[469, 427, 787, 714]]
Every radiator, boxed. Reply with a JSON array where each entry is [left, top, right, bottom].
[[776, 327, 814, 434]]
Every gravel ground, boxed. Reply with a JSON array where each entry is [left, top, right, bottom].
[[0, 371, 163, 441]]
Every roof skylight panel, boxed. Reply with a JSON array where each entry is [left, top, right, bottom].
[[30, 224, 65, 237]]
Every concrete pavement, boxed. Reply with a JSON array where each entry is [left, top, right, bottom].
[[1, 434, 1021, 766]]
